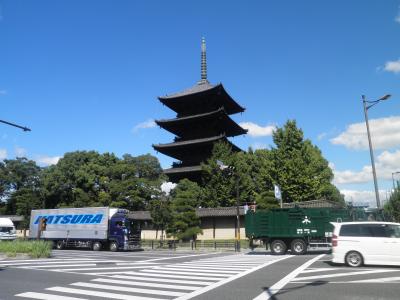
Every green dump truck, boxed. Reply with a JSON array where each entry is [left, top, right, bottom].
[[245, 207, 352, 255]]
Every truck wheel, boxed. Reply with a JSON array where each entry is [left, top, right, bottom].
[[109, 241, 118, 252], [55, 241, 64, 250], [92, 241, 102, 251], [345, 251, 363, 267], [271, 240, 287, 255], [290, 239, 307, 255]]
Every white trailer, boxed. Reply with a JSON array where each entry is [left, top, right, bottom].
[[29, 207, 141, 251]]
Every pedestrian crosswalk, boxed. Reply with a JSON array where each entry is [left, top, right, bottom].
[[0, 258, 159, 275], [15, 254, 291, 300]]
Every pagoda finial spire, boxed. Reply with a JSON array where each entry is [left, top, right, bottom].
[[199, 37, 208, 84]]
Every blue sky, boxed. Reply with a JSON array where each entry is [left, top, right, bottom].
[[1, 1, 400, 206]]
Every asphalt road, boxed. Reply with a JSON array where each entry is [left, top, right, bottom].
[[0, 249, 399, 300]]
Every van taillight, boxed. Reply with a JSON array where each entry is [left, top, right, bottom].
[[332, 234, 338, 247]]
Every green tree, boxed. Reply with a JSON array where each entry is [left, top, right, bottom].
[[201, 142, 237, 207], [150, 196, 172, 240], [42, 151, 164, 210], [0, 158, 42, 215], [167, 179, 202, 240], [270, 120, 343, 204], [255, 191, 280, 210], [384, 188, 400, 222]]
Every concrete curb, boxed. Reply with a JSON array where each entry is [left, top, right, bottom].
[[0, 253, 31, 261]]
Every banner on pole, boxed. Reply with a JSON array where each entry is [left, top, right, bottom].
[[274, 184, 282, 200]]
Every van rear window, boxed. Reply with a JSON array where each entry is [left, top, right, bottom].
[[339, 224, 400, 237], [339, 224, 372, 237]]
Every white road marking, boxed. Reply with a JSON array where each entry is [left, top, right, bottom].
[[301, 267, 346, 273], [291, 269, 400, 282], [253, 254, 325, 300], [47, 286, 161, 300], [153, 266, 239, 274], [108, 274, 214, 285], [336, 276, 400, 283], [137, 252, 221, 263], [0, 258, 101, 265], [100, 271, 224, 280], [141, 269, 230, 277], [173, 264, 249, 270], [70, 282, 185, 297], [54, 265, 156, 272], [182, 262, 261, 266], [115, 262, 159, 266], [176, 255, 293, 300], [15, 292, 88, 300], [20, 263, 98, 269], [92, 277, 200, 290]]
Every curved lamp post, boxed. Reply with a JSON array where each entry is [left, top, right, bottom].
[[0, 119, 31, 131], [362, 94, 391, 209]]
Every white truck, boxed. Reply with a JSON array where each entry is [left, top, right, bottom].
[[29, 207, 141, 251], [0, 218, 17, 241]]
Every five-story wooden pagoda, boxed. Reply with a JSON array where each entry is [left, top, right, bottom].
[[153, 38, 247, 183]]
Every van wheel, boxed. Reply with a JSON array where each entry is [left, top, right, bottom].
[[271, 240, 287, 255], [92, 241, 102, 251], [291, 239, 307, 255], [345, 251, 363, 267], [55, 241, 64, 250], [109, 241, 118, 252]]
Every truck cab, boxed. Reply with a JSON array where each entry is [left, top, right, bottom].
[[108, 209, 141, 251]]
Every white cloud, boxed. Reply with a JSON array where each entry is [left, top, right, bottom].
[[161, 181, 176, 195], [330, 116, 400, 150], [35, 155, 61, 166], [0, 149, 7, 160], [384, 59, 400, 73], [341, 189, 387, 208], [133, 119, 156, 132], [239, 122, 276, 137], [333, 149, 400, 184], [15, 147, 27, 157], [396, 6, 400, 23], [0, 90, 6, 95]]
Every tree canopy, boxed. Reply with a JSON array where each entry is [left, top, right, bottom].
[[200, 120, 343, 207], [0, 119, 345, 237]]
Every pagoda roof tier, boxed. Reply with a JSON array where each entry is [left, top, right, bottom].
[[163, 165, 203, 183], [158, 82, 245, 116], [155, 108, 247, 138], [153, 135, 241, 161]]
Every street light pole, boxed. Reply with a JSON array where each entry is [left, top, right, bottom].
[[362, 94, 391, 209], [217, 160, 241, 252], [235, 174, 240, 252], [0, 119, 31, 131], [362, 95, 380, 209]]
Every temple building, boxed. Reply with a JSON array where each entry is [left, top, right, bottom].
[[153, 38, 247, 183]]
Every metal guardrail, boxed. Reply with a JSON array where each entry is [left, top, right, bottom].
[[141, 240, 250, 251]]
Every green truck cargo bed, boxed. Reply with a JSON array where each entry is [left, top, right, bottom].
[[245, 207, 352, 240]]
